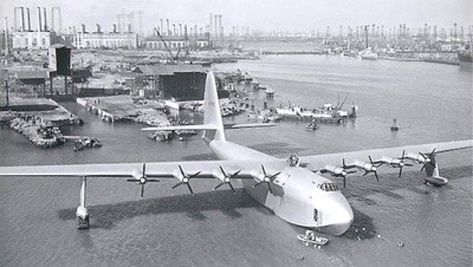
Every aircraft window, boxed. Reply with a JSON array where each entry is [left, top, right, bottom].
[[318, 182, 339, 192]]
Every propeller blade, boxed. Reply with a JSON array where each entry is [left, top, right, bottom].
[[189, 171, 201, 178], [369, 156, 374, 164], [172, 182, 184, 190], [267, 182, 274, 195], [219, 166, 227, 177], [269, 172, 281, 179], [419, 152, 427, 160], [261, 165, 267, 176], [228, 182, 236, 194], [430, 148, 436, 155], [420, 165, 425, 172], [374, 171, 380, 182], [178, 165, 186, 177], [213, 182, 225, 190], [342, 158, 347, 168], [398, 167, 403, 178], [253, 181, 264, 188], [231, 170, 241, 177], [141, 184, 145, 197], [343, 176, 346, 188], [147, 179, 160, 182], [405, 163, 414, 167], [186, 183, 194, 195], [126, 179, 138, 182], [347, 170, 357, 174], [142, 163, 146, 176], [401, 150, 405, 160]]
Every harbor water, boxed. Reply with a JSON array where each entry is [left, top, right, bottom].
[[0, 55, 472, 266]]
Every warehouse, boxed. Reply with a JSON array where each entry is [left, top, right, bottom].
[[132, 64, 206, 101]]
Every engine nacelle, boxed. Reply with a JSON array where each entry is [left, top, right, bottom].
[[324, 166, 347, 177], [76, 206, 89, 219], [361, 163, 376, 172]]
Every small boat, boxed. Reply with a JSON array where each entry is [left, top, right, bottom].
[[423, 176, 448, 187], [297, 230, 329, 247]]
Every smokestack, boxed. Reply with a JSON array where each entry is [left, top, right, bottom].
[[81, 24, 86, 33], [26, 8, 31, 31], [214, 14, 218, 37], [160, 19, 164, 35], [43, 7, 47, 31], [209, 13, 213, 37], [220, 15, 223, 37], [194, 25, 198, 37], [96, 24, 101, 33], [113, 24, 117, 33], [179, 24, 182, 36], [128, 24, 132, 33], [20, 7, 25, 31], [172, 24, 176, 36], [52, 7, 62, 33], [51, 7, 55, 32], [166, 19, 170, 35], [37, 7, 42, 32], [13, 7, 18, 32]]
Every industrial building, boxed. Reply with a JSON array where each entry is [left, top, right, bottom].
[[132, 64, 206, 101], [72, 25, 138, 49], [10, 5, 62, 50], [12, 31, 53, 50], [144, 35, 209, 50]]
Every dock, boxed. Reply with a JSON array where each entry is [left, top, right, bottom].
[[77, 95, 171, 126]]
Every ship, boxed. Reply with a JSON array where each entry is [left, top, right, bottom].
[[458, 50, 472, 69], [358, 47, 378, 60]]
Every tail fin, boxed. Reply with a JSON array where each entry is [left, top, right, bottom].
[[203, 71, 226, 143], [141, 71, 226, 143]]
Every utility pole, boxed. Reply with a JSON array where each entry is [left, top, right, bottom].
[[2, 69, 9, 109], [4, 17, 9, 57]]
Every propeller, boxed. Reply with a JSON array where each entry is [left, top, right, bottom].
[[171, 165, 200, 195], [419, 149, 436, 172], [126, 163, 160, 198], [336, 159, 356, 188], [253, 165, 281, 194], [363, 156, 380, 181], [213, 166, 240, 194], [339, 169, 357, 189], [397, 150, 414, 178]]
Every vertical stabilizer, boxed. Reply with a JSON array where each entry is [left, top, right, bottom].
[[203, 71, 226, 143]]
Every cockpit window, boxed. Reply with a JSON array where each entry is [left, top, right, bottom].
[[318, 182, 339, 192]]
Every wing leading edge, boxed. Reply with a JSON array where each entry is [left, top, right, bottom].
[[0, 160, 269, 179], [299, 139, 473, 170]]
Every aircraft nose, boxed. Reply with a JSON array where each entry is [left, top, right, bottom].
[[321, 200, 354, 236]]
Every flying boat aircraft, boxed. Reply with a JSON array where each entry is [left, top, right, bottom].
[[0, 72, 471, 235]]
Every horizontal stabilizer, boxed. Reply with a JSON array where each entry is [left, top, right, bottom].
[[224, 123, 278, 129], [141, 124, 217, 131]]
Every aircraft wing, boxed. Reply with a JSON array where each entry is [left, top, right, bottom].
[[0, 160, 283, 179], [299, 139, 473, 170]]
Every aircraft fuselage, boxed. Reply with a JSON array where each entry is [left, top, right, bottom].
[[209, 140, 354, 235]]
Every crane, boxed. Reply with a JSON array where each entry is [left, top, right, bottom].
[[154, 27, 177, 63]]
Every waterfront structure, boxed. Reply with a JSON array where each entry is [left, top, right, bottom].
[[132, 64, 206, 100]]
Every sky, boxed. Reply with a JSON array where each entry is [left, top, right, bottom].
[[1, 0, 472, 33]]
